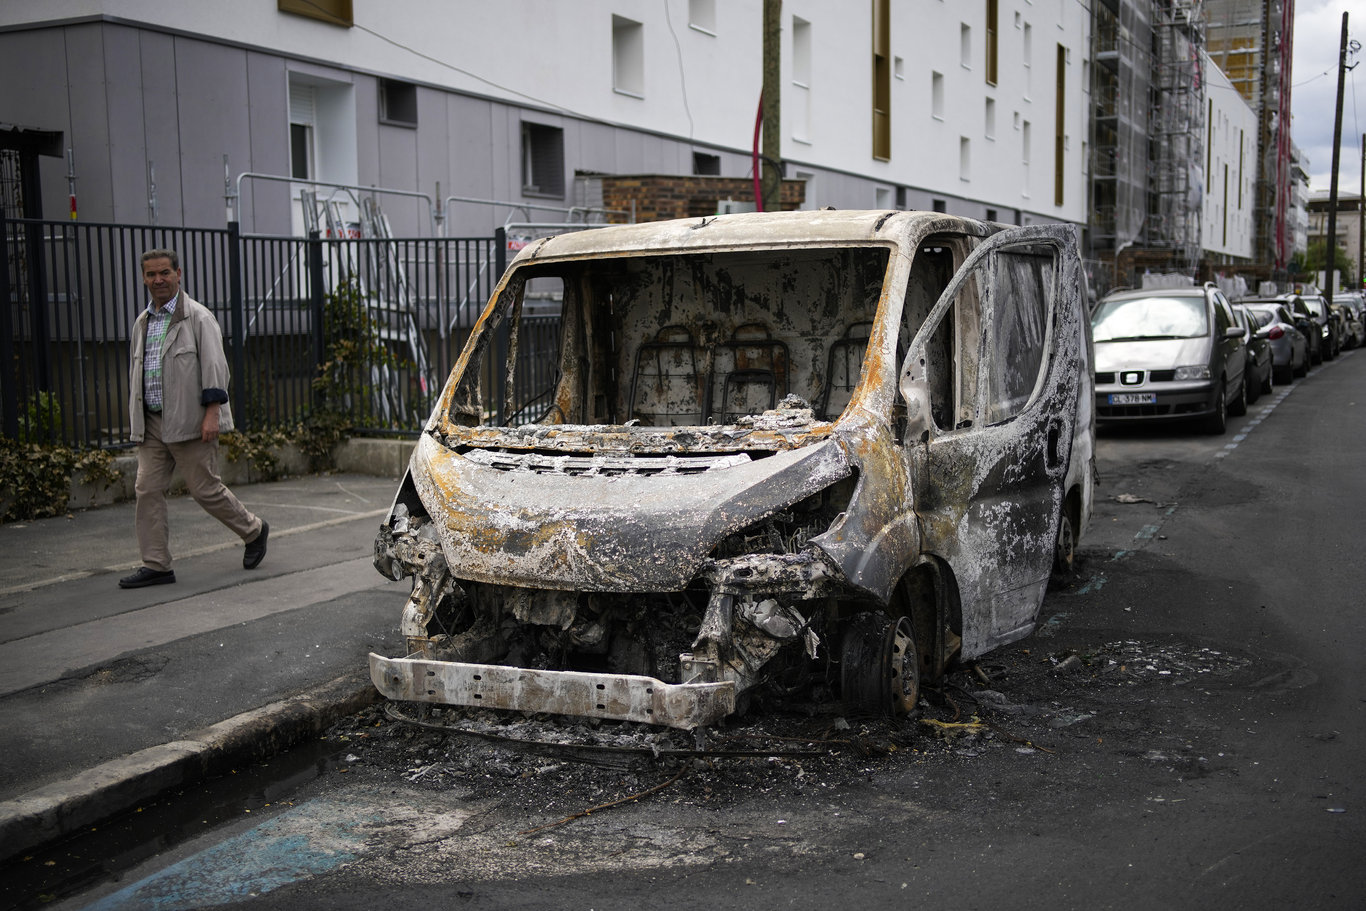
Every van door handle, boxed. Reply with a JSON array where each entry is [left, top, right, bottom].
[[1045, 419, 1064, 471]]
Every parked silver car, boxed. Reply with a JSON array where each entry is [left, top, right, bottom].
[[1092, 283, 1247, 434], [1236, 301, 1308, 384]]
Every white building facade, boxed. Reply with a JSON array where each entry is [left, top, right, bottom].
[[1199, 49, 1256, 263], [0, 0, 1090, 236]]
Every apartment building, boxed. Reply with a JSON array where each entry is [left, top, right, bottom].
[[0, 0, 1090, 236], [1200, 48, 1257, 263]]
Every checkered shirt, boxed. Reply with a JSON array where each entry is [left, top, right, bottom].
[[143, 296, 178, 411]]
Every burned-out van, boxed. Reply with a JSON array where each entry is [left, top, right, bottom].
[[370, 210, 1094, 730]]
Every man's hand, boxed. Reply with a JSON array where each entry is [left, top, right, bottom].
[[202, 403, 221, 442]]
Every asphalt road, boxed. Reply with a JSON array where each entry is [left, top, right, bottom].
[[26, 351, 1366, 910]]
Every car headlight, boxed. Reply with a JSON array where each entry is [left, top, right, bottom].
[[1174, 366, 1211, 381]]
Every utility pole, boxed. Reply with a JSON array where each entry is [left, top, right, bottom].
[[760, 0, 782, 212], [1359, 133, 1364, 289], [1324, 12, 1348, 305]]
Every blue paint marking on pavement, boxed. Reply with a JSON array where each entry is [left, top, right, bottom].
[[1073, 573, 1107, 594], [83, 802, 383, 910]]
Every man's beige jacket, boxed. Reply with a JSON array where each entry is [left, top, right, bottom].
[[128, 293, 235, 444]]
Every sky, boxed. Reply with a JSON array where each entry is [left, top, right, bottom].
[[1291, 0, 1366, 194]]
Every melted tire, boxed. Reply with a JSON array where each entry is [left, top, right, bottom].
[[840, 613, 920, 717]]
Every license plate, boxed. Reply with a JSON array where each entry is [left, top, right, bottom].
[[1108, 393, 1156, 405]]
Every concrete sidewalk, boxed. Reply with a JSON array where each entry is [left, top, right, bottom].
[[0, 465, 413, 861]]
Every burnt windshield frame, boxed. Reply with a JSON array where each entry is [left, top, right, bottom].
[[441, 244, 894, 431]]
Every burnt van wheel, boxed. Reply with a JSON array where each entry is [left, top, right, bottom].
[[840, 613, 920, 716]]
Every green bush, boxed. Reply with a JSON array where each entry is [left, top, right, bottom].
[[0, 439, 120, 523], [19, 391, 62, 444]]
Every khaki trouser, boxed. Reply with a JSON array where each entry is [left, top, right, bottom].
[[134, 411, 262, 571]]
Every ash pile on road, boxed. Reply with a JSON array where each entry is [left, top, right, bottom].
[[321, 634, 1258, 816]]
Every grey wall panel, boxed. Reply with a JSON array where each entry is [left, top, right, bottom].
[[0, 29, 72, 219], [173, 38, 252, 229], [245, 51, 291, 234], [136, 29, 184, 226], [491, 105, 515, 207], [103, 25, 150, 224], [441, 94, 501, 235], [355, 74, 380, 197], [64, 25, 116, 223], [573, 121, 618, 176], [414, 86, 447, 234], [377, 122, 421, 233], [612, 129, 646, 173]]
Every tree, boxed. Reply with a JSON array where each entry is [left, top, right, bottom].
[[1298, 238, 1358, 288]]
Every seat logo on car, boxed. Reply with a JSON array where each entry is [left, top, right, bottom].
[[1120, 371, 1144, 385]]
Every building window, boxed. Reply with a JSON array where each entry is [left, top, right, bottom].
[[932, 198, 947, 213], [792, 16, 812, 142], [379, 79, 417, 127], [985, 97, 996, 139], [1054, 44, 1065, 206], [289, 123, 312, 180], [872, 0, 891, 161], [278, 0, 352, 27], [522, 122, 565, 198], [689, 0, 716, 35], [960, 137, 972, 182], [932, 71, 945, 120], [613, 15, 645, 97], [1238, 129, 1245, 208], [1022, 119, 1031, 197], [985, 0, 998, 85], [961, 23, 972, 69], [986, 208, 998, 222], [289, 81, 316, 180], [1023, 23, 1032, 96], [693, 152, 721, 175]]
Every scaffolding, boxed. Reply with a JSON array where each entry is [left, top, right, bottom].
[[1147, 0, 1205, 275], [1090, 0, 1153, 270]]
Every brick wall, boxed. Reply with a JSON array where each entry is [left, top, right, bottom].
[[598, 175, 807, 223]]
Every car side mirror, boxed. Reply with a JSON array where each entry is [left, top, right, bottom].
[[1224, 326, 1244, 340]]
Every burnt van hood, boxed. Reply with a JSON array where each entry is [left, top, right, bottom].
[[407, 432, 854, 592]]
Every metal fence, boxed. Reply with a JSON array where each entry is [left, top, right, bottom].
[[1, 213, 518, 448]]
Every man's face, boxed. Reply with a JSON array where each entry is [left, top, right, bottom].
[[142, 257, 181, 308]]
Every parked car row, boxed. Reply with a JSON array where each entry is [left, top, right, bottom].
[[1091, 282, 1347, 436]]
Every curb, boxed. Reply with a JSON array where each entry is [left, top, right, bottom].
[[0, 672, 379, 864]]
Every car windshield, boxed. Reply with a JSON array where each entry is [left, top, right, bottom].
[[1091, 295, 1208, 342]]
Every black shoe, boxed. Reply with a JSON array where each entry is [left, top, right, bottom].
[[119, 567, 176, 589], [244, 521, 269, 569]]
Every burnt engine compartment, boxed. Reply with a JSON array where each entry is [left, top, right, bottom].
[[376, 463, 867, 710]]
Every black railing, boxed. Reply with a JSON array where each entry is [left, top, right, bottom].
[[1, 214, 513, 448]]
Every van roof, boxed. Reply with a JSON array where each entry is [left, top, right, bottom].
[[512, 209, 990, 264]]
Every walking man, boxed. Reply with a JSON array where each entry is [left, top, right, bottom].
[[118, 249, 268, 588]]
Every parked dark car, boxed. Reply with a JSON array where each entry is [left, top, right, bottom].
[[1332, 301, 1363, 349], [1339, 292, 1366, 348], [1092, 283, 1247, 434], [1281, 293, 1336, 362], [1234, 307, 1273, 402], [1236, 301, 1308, 384]]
